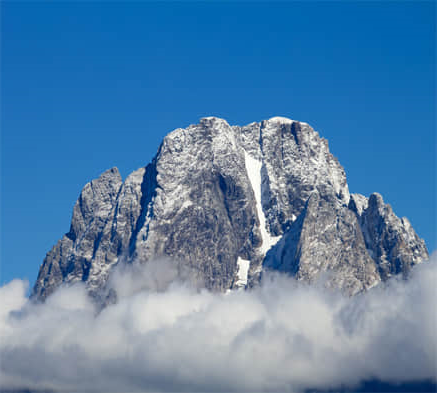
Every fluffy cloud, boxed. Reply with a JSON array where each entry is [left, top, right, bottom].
[[1, 256, 436, 392]]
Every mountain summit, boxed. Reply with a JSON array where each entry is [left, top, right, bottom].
[[33, 117, 428, 301]]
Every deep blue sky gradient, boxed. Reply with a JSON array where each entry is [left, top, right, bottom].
[[1, 2, 435, 285]]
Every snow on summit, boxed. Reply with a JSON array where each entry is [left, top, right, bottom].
[[268, 116, 295, 124]]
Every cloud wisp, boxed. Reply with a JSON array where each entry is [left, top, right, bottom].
[[1, 256, 436, 392]]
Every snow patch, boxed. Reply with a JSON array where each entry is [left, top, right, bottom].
[[268, 116, 294, 124], [244, 150, 281, 255], [180, 199, 193, 210], [235, 257, 250, 287]]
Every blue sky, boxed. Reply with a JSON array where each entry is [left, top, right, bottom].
[[1, 2, 435, 286]]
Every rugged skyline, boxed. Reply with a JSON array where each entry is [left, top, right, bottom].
[[33, 117, 428, 302]]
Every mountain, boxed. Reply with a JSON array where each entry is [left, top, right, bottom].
[[32, 116, 428, 301]]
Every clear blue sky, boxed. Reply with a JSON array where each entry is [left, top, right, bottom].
[[1, 2, 435, 286]]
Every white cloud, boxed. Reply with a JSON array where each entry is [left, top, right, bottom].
[[0, 255, 436, 392]]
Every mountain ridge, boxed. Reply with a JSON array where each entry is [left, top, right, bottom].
[[32, 116, 428, 301]]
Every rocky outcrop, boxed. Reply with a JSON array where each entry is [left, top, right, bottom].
[[264, 191, 380, 295], [33, 168, 122, 299], [349, 192, 428, 280], [32, 117, 429, 301]]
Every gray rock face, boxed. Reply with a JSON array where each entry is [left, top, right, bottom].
[[32, 117, 429, 300], [349, 193, 428, 280], [265, 192, 380, 295], [33, 168, 122, 300]]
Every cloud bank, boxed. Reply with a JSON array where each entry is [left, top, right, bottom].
[[1, 256, 436, 392]]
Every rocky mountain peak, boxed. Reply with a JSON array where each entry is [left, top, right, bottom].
[[32, 116, 428, 302], [199, 116, 231, 127]]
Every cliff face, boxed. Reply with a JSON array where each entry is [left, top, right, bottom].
[[32, 117, 428, 300], [349, 193, 429, 280]]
